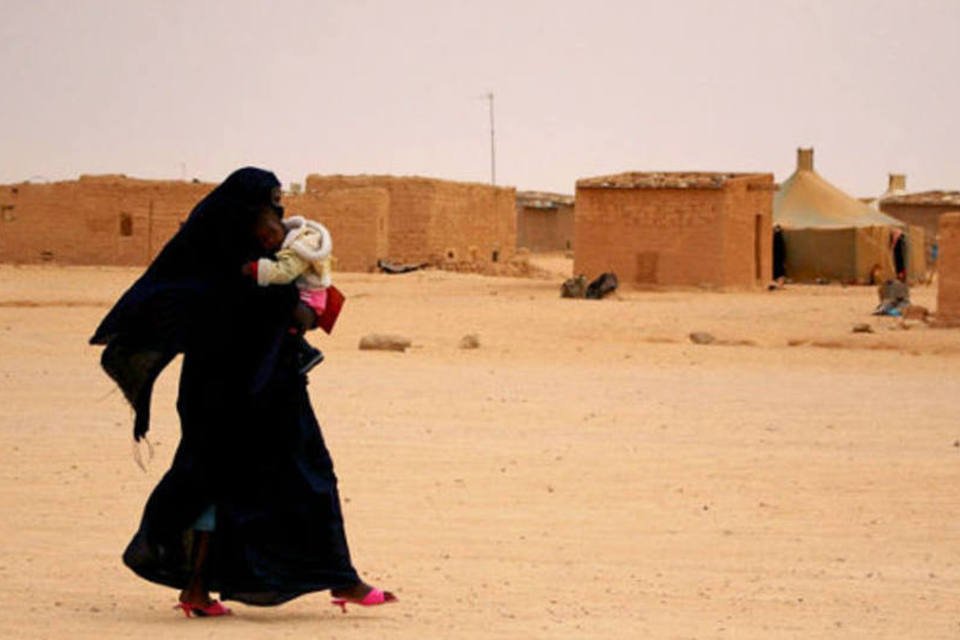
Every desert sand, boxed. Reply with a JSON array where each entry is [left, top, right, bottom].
[[1, 258, 958, 639]]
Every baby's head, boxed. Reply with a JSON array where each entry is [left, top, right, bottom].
[[252, 205, 285, 252]]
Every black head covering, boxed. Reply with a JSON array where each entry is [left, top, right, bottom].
[[90, 167, 286, 440]]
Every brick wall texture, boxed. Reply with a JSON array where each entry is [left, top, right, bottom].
[[0, 175, 214, 265], [573, 174, 774, 288], [517, 203, 574, 252], [304, 175, 516, 269], [936, 213, 960, 325], [0, 173, 515, 273]]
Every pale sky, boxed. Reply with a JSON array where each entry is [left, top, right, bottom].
[[2, 0, 958, 197]]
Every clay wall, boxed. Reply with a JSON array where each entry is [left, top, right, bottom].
[[936, 213, 960, 325], [428, 180, 516, 264], [720, 175, 775, 286], [305, 175, 515, 267], [574, 175, 773, 288], [0, 173, 515, 272], [517, 203, 574, 252], [558, 204, 575, 250], [574, 187, 725, 287], [0, 176, 213, 265]]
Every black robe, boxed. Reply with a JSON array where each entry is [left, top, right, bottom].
[[90, 167, 360, 605]]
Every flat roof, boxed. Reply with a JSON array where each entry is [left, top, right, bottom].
[[576, 171, 770, 190], [881, 190, 960, 207]]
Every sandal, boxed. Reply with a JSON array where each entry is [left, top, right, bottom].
[[331, 587, 397, 613], [174, 600, 232, 618]]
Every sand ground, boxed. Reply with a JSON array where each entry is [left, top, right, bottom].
[[0, 258, 958, 639]]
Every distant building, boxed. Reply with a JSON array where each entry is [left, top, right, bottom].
[[574, 171, 775, 288], [293, 175, 516, 272], [0, 175, 213, 265], [515, 191, 574, 252], [936, 212, 960, 326], [878, 175, 960, 256], [0, 173, 517, 273]]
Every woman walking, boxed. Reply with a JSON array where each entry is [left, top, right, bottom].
[[90, 167, 395, 615]]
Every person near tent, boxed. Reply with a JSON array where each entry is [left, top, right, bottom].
[[873, 277, 911, 316], [890, 229, 907, 282], [89, 167, 396, 618], [771, 224, 786, 288]]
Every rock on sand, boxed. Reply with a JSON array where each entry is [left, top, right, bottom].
[[358, 333, 412, 352]]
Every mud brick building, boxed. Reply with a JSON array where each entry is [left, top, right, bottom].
[[0, 173, 516, 274], [936, 212, 960, 326], [515, 191, 574, 252], [574, 172, 775, 288], [299, 175, 516, 272], [0, 175, 213, 265]]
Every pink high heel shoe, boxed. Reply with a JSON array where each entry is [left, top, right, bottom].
[[174, 600, 232, 618], [331, 587, 397, 613]]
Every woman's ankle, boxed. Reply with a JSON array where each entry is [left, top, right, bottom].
[[178, 589, 213, 605], [330, 582, 370, 599]]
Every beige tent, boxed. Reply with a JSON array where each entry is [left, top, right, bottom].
[[774, 149, 924, 284]]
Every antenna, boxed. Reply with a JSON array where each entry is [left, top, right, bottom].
[[486, 92, 496, 185]]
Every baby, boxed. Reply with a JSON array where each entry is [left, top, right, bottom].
[[245, 209, 335, 374]]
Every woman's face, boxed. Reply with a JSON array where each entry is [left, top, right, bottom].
[[254, 210, 285, 253]]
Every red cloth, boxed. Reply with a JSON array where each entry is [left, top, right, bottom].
[[314, 286, 344, 334]]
